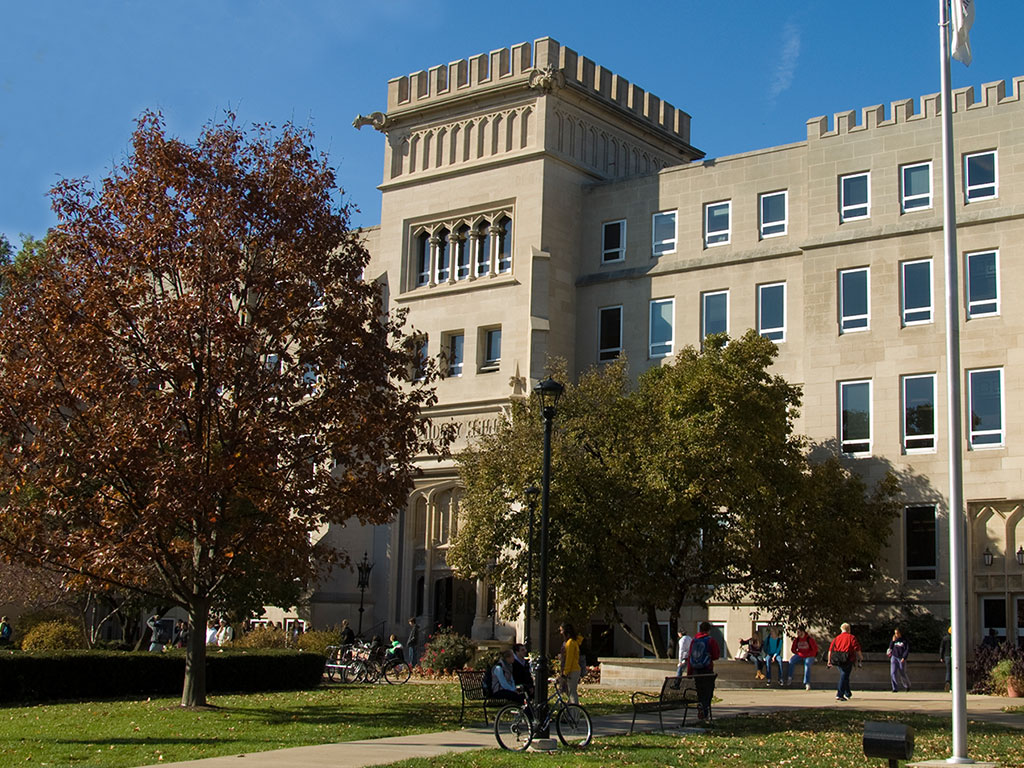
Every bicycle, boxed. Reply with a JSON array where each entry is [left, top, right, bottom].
[[493, 682, 592, 751]]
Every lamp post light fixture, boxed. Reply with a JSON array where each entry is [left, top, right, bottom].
[[532, 376, 563, 741], [982, 547, 994, 567], [356, 551, 374, 636], [523, 485, 540, 651], [1017, 546, 1024, 566]]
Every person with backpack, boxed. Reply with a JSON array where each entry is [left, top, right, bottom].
[[687, 621, 720, 720], [0, 616, 13, 647], [827, 622, 863, 701]]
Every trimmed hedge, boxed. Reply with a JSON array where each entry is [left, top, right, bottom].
[[0, 649, 325, 704]]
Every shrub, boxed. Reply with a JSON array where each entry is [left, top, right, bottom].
[[856, 610, 947, 653], [469, 649, 502, 672], [296, 629, 341, 657], [235, 626, 287, 649], [419, 628, 473, 673], [21, 620, 82, 651], [971, 643, 1024, 694]]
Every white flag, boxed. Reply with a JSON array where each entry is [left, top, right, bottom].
[[951, 0, 974, 66]]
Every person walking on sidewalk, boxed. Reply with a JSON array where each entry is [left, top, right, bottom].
[[827, 622, 862, 702], [675, 628, 692, 679], [786, 626, 819, 690], [888, 627, 911, 692], [687, 621, 721, 721]]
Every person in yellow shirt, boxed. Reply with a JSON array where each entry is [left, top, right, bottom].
[[558, 622, 583, 704]]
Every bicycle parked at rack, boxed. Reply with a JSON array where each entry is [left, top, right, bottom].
[[493, 682, 592, 751], [324, 642, 411, 684]]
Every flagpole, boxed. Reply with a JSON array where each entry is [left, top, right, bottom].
[[939, 0, 970, 762]]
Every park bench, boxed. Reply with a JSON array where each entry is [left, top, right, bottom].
[[629, 674, 716, 733], [455, 669, 509, 724]]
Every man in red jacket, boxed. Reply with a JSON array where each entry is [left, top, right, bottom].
[[687, 621, 721, 720], [785, 626, 819, 690], [827, 622, 863, 701]]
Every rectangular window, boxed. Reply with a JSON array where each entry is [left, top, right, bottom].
[[415, 233, 431, 287], [649, 298, 674, 358], [598, 305, 623, 361], [840, 172, 870, 221], [602, 220, 626, 263], [905, 505, 937, 580], [839, 267, 870, 332], [902, 259, 933, 325], [758, 282, 786, 342], [704, 201, 731, 247], [840, 379, 872, 456], [455, 233, 470, 280], [445, 333, 464, 377], [702, 290, 729, 339], [652, 211, 677, 256], [481, 327, 501, 371], [476, 225, 491, 276], [968, 368, 1004, 448], [903, 374, 936, 452], [966, 250, 999, 317], [760, 190, 788, 238], [965, 150, 997, 201], [496, 216, 512, 273], [412, 336, 428, 381], [901, 162, 932, 212], [435, 233, 450, 282]]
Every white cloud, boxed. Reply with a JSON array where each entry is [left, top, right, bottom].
[[768, 22, 801, 101]]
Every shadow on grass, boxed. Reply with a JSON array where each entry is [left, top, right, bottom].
[[55, 737, 225, 747]]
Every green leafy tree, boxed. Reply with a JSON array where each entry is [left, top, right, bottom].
[[0, 112, 447, 706], [451, 332, 901, 656]]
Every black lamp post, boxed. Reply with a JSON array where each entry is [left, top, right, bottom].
[[533, 376, 563, 740], [356, 551, 374, 636], [523, 485, 540, 651]]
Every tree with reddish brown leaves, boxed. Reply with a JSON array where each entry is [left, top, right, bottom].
[[0, 113, 446, 706]]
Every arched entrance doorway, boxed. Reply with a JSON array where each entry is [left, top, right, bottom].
[[433, 576, 476, 636]]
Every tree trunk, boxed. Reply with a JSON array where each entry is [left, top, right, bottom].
[[645, 604, 667, 658], [182, 600, 210, 707]]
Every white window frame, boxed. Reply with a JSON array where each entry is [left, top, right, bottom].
[[602, 219, 626, 263], [839, 379, 873, 457], [840, 172, 870, 222], [701, 290, 729, 339], [902, 373, 937, 453], [759, 190, 788, 238], [900, 162, 933, 212], [598, 305, 623, 362], [652, 210, 677, 256], [704, 201, 731, 247], [481, 327, 501, 371], [966, 249, 1000, 318], [839, 267, 870, 333], [968, 367, 1005, 449], [649, 298, 675, 358], [901, 258, 933, 326], [965, 150, 998, 202], [445, 332, 464, 377], [757, 282, 786, 342]]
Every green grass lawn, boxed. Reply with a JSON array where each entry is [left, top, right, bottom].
[[0, 681, 631, 768], [389, 710, 1024, 768]]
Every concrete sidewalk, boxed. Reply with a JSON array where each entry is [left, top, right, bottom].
[[146, 688, 1022, 768]]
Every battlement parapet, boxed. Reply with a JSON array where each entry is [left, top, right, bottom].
[[806, 76, 1024, 140], [386, 37, 691, 143]]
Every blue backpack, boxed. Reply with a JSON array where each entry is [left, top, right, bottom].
[[689, 635, 712, 670]]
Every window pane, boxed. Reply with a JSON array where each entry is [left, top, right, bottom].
[[903, 260, 932, 324], [904, 375, 935, 450], [706, 202, 730, 245], [906, 505, 937, 580], [603, 221, 622, 259], [653, 212, 676, 254], [761, 192, 786, 235], [599, 307, 622, 361], [968, 153, 995, 185], [447, 334, 463, 375], [477, 221, 491, 275], [902, 164, 931, 210], [841, 268, 869, 330], [485, 329, 501, 364], [650, 299, 673, 357], [759, 283, 785, 341], [841, 380, 871, 453], [970, 369, 1002, 445], [703, 292, 728, 337], [843, 175, 868, 206], [967, 251, 998, 315]]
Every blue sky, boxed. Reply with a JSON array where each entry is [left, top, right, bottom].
[[2, 1, 1018, 247]]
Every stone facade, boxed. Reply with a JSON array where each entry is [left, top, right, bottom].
[[302, 37, 1024, 657]]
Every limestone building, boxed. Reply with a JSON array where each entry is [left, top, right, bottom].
[[299, 37, 1024, 655]]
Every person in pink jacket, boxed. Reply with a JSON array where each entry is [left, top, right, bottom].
[[785, 626, 819, 690]]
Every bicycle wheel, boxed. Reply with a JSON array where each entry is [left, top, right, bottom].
[[555, 703, 592, 748], [363, 660, 382, 684], [350, 659, 368, 683], [325, 665, 337, 682], [384, 660, 412, 684], [494, 705, 533, 751]]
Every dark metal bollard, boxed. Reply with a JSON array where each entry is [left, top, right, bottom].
[[863, 721, 915, 768]]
